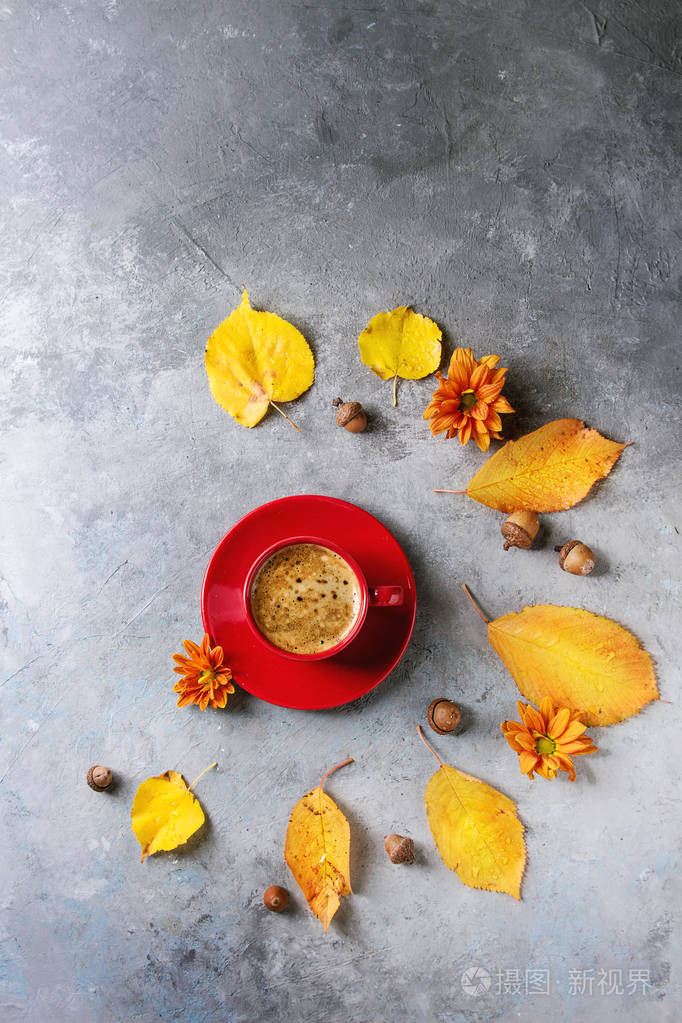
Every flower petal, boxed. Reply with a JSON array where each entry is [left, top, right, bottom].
[[470, 401, 490, 420], [431, 414, 456, 433], [477, 381, 503, 402], [182, 639, 202, 660], [492, 395, 515, 414], [522, 704, 545, 734], [558, 720, 589, 744], [548, 707, 571, 738], [518, 751, 539, 776], [539, 696, 554, 725], [554, 753, 577, 781], [469, 362, 489, 390], [501, 723, 529, 752], [556, 740, 585, 754]]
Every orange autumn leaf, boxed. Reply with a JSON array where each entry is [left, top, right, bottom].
[[205, 290, 314, 429], [463, 418, 628, 512], [463, 588, 658, 727], [284, 759, 353, 932], [418, 727, 526, 899]]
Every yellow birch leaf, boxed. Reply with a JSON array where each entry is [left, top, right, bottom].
[[205, 289, 315, 428], [464, 418, 627, 512], [419, 729, 525, 899], [487, 604, 658, 727], [131, 769, 206, 863], [284, 759, 352, 932], [358, 306, 442, 406]]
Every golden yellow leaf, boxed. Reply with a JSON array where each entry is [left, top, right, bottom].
[[464, 418, 627, 512], [419, 728, 525, 899], [358, 306, 442, 406], [131, 769, 206, 863], [205, 289, 315, 428], [487, 603, 658, 727], [284, 759, 352, 932]]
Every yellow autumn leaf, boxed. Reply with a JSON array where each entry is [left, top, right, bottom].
[[464, 418, 627, 512], [358, 306, 442, 406], [487, 603, 658, 727], [205, 289, 315, 428], [419, 728, 525, 899], [131, 768, 208, 863], [284, 759, 352, 932]]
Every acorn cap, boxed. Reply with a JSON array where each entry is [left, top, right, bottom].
[[557, 540, 581, 568], [502, 522, 533, 550], [335, 401, 364, 427], [501, 511, 539, 551], [87, 765, 113, 791]]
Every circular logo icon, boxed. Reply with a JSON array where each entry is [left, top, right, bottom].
[[461, 966, 492, 997]]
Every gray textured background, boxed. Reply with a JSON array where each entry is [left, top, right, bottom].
[[1, 1, 680, 1021]]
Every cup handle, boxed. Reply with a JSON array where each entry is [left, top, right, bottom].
[[369, 585, 404, 607]]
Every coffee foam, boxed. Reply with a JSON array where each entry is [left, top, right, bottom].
[[250, 543, 362, 655]]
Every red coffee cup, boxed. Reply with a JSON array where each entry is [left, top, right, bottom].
[[243, 535, 403, 661]]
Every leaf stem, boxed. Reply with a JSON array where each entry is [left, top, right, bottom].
[[269, 400, 302, 432], [319, 758, 353, 790], [416, 724, 443, 766], [189, 761, 218, 791], [461, 584, 490, 624], [392, 372, 398, 407], [433, 489, 466, 494]]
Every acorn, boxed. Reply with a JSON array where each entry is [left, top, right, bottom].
[[556, 540, 595, 576], [384, 834, 415, 864], [86, 765, 113, 791], [427, 699, 462, 735], [263, 885, 289, 912], [501, 511, 539, 551], [332, 397, 367, 433]]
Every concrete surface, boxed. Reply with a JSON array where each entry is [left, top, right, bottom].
[[1, 1, 680, 1021]]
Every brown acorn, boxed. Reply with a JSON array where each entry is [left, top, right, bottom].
[[556, 540, 595, 575], [263, 885, 289, 912], [501, 511, 540, 551], [384, 834, 415, 864], [86, 765, 113, 791], [332, 398, 367, 433], [427, 699, 461, 735]]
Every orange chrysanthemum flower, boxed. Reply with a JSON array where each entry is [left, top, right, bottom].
[[172, 633, 235, 710], [423, 347, 514, 451], [501, 697, 598, 781]]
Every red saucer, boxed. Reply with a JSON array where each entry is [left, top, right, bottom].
[[201, 496, 417, 709]]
